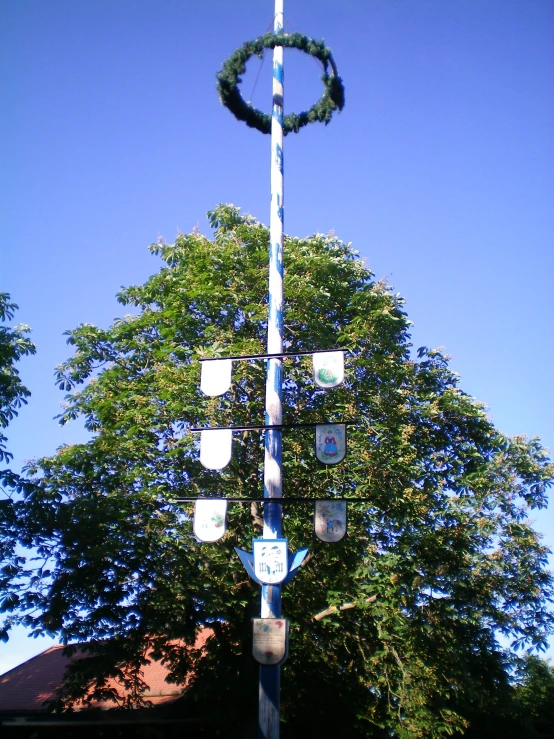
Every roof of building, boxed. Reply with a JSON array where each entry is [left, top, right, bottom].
[[0, 632, 210, 714]]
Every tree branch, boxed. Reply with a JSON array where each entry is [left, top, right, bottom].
[[313, 594, 377, 621]]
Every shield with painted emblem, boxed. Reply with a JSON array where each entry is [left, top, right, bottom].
[[200, 359, 232, 397], [200, 428, 232, 470], [252, 618, 289, 665], [314, 500, 347, 542], [315, 423, 347, 465], [313, 351, 344, 389], [193, 498, 228, 542], [253, 539, 288, 584]]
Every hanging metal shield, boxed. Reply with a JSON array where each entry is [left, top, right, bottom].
[[253, 539, 288, 584], [194, 499, 228, 542], [313, 351, 344, 389], [315, 423, 347, 465], [252, 618, 289, 665], [200, 359, 232, 397], [314, 500, 347, 542], [200, 428, 232, 469]]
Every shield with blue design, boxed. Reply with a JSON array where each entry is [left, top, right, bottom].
[[314, 500, 347, 542], [253, 539, 288, 584]]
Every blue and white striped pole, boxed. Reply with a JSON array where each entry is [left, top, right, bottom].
[[260, 1, 284, 737]]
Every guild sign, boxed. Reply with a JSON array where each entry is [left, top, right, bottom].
[[313, 351, 344, 389], [314, 500, 347, 542], [193, 498, 228, 542], [200, 428, 232, 470], [315, 423, 346, 465], [200, 359, 232, 397], [252, 618, 289, 665], [253, 539, 288, 584]]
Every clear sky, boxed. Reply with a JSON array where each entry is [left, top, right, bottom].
[[1, 0, 553, 674]]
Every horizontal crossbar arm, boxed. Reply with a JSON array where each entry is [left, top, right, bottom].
[[170, 497, 374, 504], [198, 348, 350, 362], [190, 421, 357, 432]]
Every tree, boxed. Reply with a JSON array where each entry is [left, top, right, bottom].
[[461, 653, 554, 739], [2, 206, 552, 737], [0, 293, 36, 640], [0, 293, 36, 470]]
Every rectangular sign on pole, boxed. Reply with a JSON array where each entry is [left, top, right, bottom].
[[253, 618, 289, 665]]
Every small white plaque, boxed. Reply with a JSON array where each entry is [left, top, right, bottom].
[[252, 618, 289, 665], [314, 500, 347, 542], [200, 428, 232, 470], [253, 539, 288, 584], [315, 423, 346, 465], [200, 359, 232, 397], [313, 351, 344, 389], [194, 499, 228, 542]]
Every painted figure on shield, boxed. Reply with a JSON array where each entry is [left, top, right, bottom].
[[323, 433, 338, 458]]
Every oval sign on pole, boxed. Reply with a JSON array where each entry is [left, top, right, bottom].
[[200, 428, 232, 470], [313, 351, 344, 389], [252, 618, 289, 665], [201, 359, 232, 397], [194, 498, 228, 542], [314, 500, 347, 542], [315, 423, 347, 465]]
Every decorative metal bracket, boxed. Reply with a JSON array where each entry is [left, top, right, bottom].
[[235, 545, 309, 586]]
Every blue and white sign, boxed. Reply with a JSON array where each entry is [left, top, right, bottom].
[[313, 351, 344, 389], [253, 539, 288, 584], [315, 423, 347, 465]]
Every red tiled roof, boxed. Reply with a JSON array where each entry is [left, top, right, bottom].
[[0, 631, 211, 713]]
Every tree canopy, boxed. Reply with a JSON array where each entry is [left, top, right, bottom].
[[0, 293, 36, 470], [1, 207, 553, 737], [1, 293, 36, 632]]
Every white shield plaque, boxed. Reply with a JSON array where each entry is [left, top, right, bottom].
[[200, 428, 232, 470], [252, 618, 289, 665], [314, 500, 347, 542], [194, 499, 228, 542], [200, 359, 232, 397], [253, 539, 288, 584], [315, 423, 346, 465], [313, 351, 344, 389]]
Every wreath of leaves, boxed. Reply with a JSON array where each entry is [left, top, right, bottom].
[[216, 32, 345, 135]]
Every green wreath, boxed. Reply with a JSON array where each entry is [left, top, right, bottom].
[[216, 32, 345, 135]]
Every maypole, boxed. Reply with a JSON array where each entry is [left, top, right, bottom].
[[199, 6, 345, 738], [260, 2, 285, 735]]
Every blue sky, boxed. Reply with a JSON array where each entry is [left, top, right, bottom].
[[1, 0, 553, 673]]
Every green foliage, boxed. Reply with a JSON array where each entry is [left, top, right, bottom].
[[460, 653, 554, 739], [0, 293, 36, 643], [2, 208, 553, 737], [0, 293, 36, 466], [216, 32, 345, 135]]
